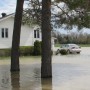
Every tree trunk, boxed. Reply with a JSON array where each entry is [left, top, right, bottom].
[[11, 0, 24, 71], [41, 0, 52, 78], [41, 78, 52, 89], [11, 72, 20, 89]]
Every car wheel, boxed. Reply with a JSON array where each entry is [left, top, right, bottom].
[[56, 49, 60, 55], [77, 52, 80, 54], [67, 50, 70, 54]]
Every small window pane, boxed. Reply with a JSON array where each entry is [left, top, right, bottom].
[[37, 30, 39, 38], [34, 30, 36, 38], [5, 28, 8, 38], [1, 28, 4, 38]]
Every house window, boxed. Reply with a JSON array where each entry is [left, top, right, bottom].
[[34, 30, 37, 38], [1, 28, 8, 38], [37, 30, 39, 38], [34, 29, 40, 38], [1, 28, 4, 38], [5, 28, 8, 38]]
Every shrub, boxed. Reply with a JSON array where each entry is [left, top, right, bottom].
[[55, 49, 60, 55], [0, 49, 11, 57], [0, 46, 34, 57], [60, 49, 68, 55], [20, 46, 34, 56], [33, 40, 41, 56]]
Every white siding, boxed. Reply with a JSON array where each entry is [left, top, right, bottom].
[[0, 15, 55, 49], [0, 16, 40, 48], [33, 26, 41, 44], [20, 25, 34, 46], [0, 17, 14, 48]]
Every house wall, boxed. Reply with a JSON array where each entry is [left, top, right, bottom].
[[0, 16, 55, 50], [0, 17, 14, 48], [0, 16, 42, 49], [32, 26, 42, 43], [20, 25, 34, 46]]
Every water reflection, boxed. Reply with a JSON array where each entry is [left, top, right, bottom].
[[1, 71, 10, 89], [11, 72, 20, 90], [1, 50, 90, 90], [41, 78, 52, 90]]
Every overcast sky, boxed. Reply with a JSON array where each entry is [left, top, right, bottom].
[[0, 0, 28, 17], [0, 0, 90, 33]]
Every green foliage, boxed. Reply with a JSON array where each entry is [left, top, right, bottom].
[[20, 46, 34, 56], [20, 41, 42, 56], [33, 40, 41, 56], [57, 32, 90, 44], [23, 0, 90, 30], [55, 0, 90, 29], [22, 0, 41, 26], [0, 49, 11, 57], [63, 0, 86, 10], [55, 0, 90, 10], [0, 44, 41, 57], [60, 49, 68, 55]]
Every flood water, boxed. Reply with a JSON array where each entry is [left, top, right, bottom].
[[0, 47, 90, 90]]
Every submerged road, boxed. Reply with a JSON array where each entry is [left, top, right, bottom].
[[0, 47, 90, 90]]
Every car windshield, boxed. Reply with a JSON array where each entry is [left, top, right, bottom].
[[61, 44, 69, 48], [69, 44, 78, 47], [61, 44, 79, 48]]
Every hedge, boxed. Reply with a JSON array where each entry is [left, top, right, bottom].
[[0, 42, 41, 56], [60, 49, 68, 55], [19, 46, 34, 56], [0, 49, 11, 57], [33, 40, 41, 56], [0, 46, 34, 57]]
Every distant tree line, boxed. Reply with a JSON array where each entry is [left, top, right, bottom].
[[55, 32, 90, 44]]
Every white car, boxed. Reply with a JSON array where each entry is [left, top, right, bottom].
[[56, 44, 81, 54]]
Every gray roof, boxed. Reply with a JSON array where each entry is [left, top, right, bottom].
[[0, 13, 14, 20]]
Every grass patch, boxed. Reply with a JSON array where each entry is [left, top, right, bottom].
[[55, 44, 90, 47], [77, 44, 90, 47], [55, 44, 61, 47], [0, 56, 10, 60]]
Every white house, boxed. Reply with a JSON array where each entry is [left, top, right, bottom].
[[0, 13, 55, 50]]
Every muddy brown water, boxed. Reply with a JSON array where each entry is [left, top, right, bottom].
[[0, 47, 90, 90]]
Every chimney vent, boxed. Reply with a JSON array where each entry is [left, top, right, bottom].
[[1, 13, 6, 17]]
